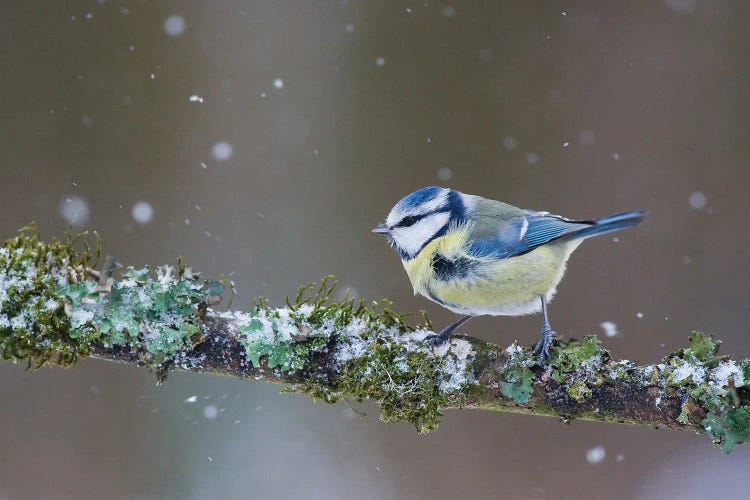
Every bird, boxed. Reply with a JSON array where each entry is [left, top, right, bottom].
[[372, 186, 645, 365]]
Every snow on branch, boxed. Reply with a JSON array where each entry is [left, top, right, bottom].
[[1, 228, 750, 453]]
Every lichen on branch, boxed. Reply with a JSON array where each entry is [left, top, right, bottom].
[[2, 228, 750, 453]]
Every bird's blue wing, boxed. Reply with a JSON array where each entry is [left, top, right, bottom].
[[466, 216, 526, 257], [467, 211, 592, 259], [521, 212, 592, 248]]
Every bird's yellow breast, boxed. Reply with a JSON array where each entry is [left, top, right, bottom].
[[401, 226, 581, 316]]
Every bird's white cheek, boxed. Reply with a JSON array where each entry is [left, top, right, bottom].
[[392, 212, 450, 256], [390, 229, 421, 256]]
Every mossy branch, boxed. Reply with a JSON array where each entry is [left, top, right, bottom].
[[2, 229, 750, 454]]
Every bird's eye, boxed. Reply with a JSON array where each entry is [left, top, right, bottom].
[[399, 215, 419, 227]]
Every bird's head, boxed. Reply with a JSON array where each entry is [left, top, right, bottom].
[[373, 186, 466, 260]]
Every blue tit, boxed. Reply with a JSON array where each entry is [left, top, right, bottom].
[[372, 186, 645, 364]]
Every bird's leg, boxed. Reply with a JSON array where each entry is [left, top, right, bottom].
[[424, 315, 473, 347], [534, 296, 557, 365]]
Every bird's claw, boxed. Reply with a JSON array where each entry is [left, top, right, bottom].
[[423, 315, 472, 349], [534, 327, 557, 366], [423, 332, 450, 349]]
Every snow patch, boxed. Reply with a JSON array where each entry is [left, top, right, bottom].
[[712, 360, 744, 388], [505, 342, 523, 356], [671, 360, 706, 384], [439, 338, 475, 392]]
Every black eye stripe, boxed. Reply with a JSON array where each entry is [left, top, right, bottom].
[[395, 209, 452, 228], [397, 215, 420, 227]]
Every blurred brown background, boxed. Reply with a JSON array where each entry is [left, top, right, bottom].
[[2, 1, 750, 498]]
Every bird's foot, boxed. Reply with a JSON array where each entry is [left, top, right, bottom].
[[423, 315, 472, 349], [423, 329, 452, 348], [534, 327, 557, 366]]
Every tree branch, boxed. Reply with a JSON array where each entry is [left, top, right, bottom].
[[2, 228, 749, 453]]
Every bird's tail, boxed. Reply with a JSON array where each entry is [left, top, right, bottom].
[[564, 210, 647, 241]]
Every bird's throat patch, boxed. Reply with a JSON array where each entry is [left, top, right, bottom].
[[430, 253, 473, 281]]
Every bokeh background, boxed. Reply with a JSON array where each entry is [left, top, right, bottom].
[[2, 1, 750, 498]]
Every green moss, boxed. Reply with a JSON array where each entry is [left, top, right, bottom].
[[609, 360, 638, 381], [566, 380, 593, 402], [686, 332, 722, 363], [294, 284, 454, 432], [664, 332, 723, 382], [238, 278, 421, 373], [295, 379, 339, 404], [287, 277, 413, 332], [550, 336, 606, 383], [232, 280, 454, 433], [677, 398, 693, 425], [0, 227, 97, 367], [658, 331, 750, 453], [335, 335, 448, 433]]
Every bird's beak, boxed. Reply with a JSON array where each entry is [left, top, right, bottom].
[[372, 223, 389, 234]]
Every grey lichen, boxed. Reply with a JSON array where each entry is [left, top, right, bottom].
[[62, 263, 212, 369], [0, 227, 220, 378], [498, 343, 535, 404]]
